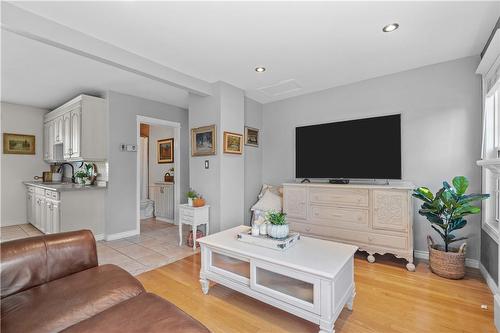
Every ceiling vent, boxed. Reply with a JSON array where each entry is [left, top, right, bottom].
[[258, 79, 302, 97]]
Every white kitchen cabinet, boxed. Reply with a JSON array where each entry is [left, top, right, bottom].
[[54, 116, 63, 144], [25, 184, 105, 238], [70, 107, 81, 159], [26, 187, 35, 224], [63, 112, 71, 159], [44, 94, 106, 162]]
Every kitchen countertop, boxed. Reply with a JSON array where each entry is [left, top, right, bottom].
[[23, 181, 107, 192]]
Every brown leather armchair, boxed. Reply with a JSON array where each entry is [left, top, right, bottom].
[[1, 230, 209, 333]]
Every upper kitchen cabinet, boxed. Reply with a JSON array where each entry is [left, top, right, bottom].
[[44, 95, 107, 162]]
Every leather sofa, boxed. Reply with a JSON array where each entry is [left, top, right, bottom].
[[0, 230, 210, 333]]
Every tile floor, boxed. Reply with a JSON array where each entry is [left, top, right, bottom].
[[1, 218, 199, 276]]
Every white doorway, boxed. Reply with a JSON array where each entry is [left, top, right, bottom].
[[136, 116, 181, 234]]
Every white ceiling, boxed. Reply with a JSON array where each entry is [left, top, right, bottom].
[[1, 29, 189, 110], [3, 1, 500, 108]]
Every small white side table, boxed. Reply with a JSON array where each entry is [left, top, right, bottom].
[[178, 204, 210, 250]]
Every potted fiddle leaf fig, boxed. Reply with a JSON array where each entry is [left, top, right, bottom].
[[413, 176, 489, 279]]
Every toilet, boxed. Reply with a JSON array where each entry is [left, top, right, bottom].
[[140, 199, 154, 219]]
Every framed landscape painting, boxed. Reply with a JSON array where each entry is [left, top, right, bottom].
[[157, 138, 174, 163], [192, 125, 216, 156], [3, 133, 35, 155], [223, 131, 243, 154], [245, 126, 259, 147]]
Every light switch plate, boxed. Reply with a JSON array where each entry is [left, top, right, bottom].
[[205, 160, 209, 169], [120, 144, 137, 152]]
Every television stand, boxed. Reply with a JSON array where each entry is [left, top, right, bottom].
[[329, 179, 350, 184]]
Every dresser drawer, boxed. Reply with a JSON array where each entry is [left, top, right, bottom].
[[289, 222, 408, 250], [309, 205, 369, 229], [309, 188, 368, 207], [181, 209, 194, 217]]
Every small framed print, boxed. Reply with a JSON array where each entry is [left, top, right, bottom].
[[157, 138, 174, 163], [245, 126, 259, 147], [223, 131, 243, 154], [3, 133, 35, 155], [192, 125, 216, 156]]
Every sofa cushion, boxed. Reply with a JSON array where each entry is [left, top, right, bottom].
[[62, 292, 210, 333], [1, 264, 144, 333]]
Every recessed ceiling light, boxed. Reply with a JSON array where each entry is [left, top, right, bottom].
[[255, 67, 266, 73], [382, 23, 399, 33]]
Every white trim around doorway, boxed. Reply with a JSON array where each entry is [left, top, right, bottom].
[[136, 115, 181, 234]]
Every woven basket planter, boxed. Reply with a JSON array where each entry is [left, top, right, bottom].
[[427, 235, 466, 280]]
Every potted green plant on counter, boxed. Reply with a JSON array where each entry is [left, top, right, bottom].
[[266, 210, 288, 239], [413, 176, 489, 279]]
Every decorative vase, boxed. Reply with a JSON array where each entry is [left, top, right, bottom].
[[188, 198, 193, 206], [193, 198, 206, 207], [267, 224, 289, 239], [427, 236, 466, 279], [251, 225, 260, 236], [259, 222, 267, 236]]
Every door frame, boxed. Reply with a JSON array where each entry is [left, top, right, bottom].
[[136, 115, 181, 233]]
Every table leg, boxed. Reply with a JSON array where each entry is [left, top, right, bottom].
[[347, 286, 356, 311], [200, 277, 209, 295], [206, 222, 209, 236], [192, 224, 197, 251], [178, 222, 182, 246]]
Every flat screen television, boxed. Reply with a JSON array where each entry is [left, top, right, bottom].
[[295, 114, 401, 180]]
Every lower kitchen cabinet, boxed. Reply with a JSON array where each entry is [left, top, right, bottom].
[[25, 184, 105, 238]]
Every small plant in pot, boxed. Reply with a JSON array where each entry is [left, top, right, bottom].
[[74, 170, 88, 185], [266, 210, 288, 239], [413, 176, 489, 279], [186, 189, 198, 206]]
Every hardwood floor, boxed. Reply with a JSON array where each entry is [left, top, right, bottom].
[[137, 253, 495, 333]]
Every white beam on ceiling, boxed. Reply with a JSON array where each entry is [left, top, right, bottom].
[[1, 2, 212, 97]]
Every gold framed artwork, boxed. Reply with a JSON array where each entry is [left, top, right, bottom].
[[3, 133, 35, 155], [245, 126, 259, 147], [223, 131, 243, 154], [191, 125, 216, 156], [157, 138, 174, 163]]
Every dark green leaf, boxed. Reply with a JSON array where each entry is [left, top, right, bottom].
[[452, 176, 469, 195], [431, 225, 446, 242], [448, 237, 467, 244], [458, 193, 490, 205], [453, 205, 481, 218]]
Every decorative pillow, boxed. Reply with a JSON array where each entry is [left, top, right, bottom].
[[251, 189, 282, 212]]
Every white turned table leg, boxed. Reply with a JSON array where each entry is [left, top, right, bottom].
[[367, 253, 375, 263], [406, 258, 415, 272], [200, 278, 209, 295], [178, 222, 182, 246]]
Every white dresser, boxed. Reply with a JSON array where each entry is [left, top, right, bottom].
[[283, 182, 415, 271]]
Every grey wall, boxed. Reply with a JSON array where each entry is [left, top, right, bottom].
[[188, 82, 246, 233], [481, 230, 498, 283], [262, 56, 483, 260], [107, 91, 189, 235], [149, 125, 175, 184], [1, 102, 48, 226], [244, 97, 263, 225]]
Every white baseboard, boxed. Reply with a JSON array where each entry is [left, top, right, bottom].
[[414, 250, 480, 268], [479, 262, 499, 295], [495, 294, 500, 332], [105, 229, 139, 241], [155, 216, 173, 223], [94, 233, 105, 241]]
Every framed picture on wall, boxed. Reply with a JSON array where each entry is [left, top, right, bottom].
[[3, 133, 35, 155], [157, 138, 174, 163], [223, 131, 243, 154], [192, 125, 216, 156], [245, 126, 259, 147]]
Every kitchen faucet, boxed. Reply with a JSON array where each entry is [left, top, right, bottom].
[[57, 163, 75, 183]]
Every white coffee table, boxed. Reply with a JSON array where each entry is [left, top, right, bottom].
[[197, 225, 358, 333]]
